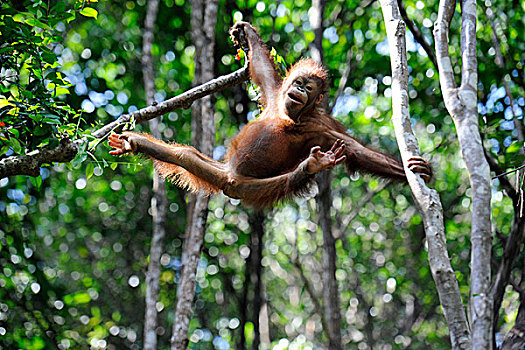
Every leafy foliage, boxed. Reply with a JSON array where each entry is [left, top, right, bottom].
[[0, 1, 88, 159]]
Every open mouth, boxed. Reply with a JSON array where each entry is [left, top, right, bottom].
[[288, 92, 303, 104]]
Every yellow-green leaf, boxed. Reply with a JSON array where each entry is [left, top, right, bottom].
[[86, 162, 94, 179], [12, 14, 25, 23], [80, 7, 98, 19], [506, 142, 524, 154], [55, 87, 70, 96], [0, 98, 10, 108]]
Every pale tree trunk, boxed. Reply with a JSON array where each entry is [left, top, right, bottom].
[[434, 0, 493, 347], [142, 1, 168, 349], [170, 0, 218, 349], [379, 0, 472, 348], [310, 1, 342, 348], [309, 0, 326, 63]]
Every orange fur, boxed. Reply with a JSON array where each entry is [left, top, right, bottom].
[[137, 135, 221, 195], [152, 159, 220, 195]]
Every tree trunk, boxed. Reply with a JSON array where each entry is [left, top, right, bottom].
[[379, 0, 471, 348], [501, 287, 525, 350], [490, 168, 524, 346], [249, 211, 265, 350], [141, 1, 168, 349], [317, 172, 342, 350], [310, 1, 342, 348], [434, 0, 493, 346], [170, 1, 218, 348], [238, 242, 251, 350]]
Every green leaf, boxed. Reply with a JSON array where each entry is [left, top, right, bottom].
[[0, 98, 10, 108], [9, 137, 21, 154], [66, 11, 76, 23], [24, 17, 52, 30], [74, 292, 91, 304], [48, 138, 59, 148], [64, 292, 91, 305], [43, 114, 61, 125], [72, 140, 88, 167], [27, 79, 42, 92], [86, 162, 95, 180], [79, 7, 98, 19], [30, 176, 42, 189], [34, 126, 50, 136], [51, 2, 66, 13], [506, 141, 523, 154], [43, 118, 61, 125], [0, 145, 10, 156], [29, 114, 43, 122], [244, 322, 255, 344], [8, 128, 19, 138], [12, 14, 25, 23], [110, 162, 118, 170], [28, 336, 45, 350]]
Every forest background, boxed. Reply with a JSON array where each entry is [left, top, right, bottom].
[[0, 0, 524, 349]]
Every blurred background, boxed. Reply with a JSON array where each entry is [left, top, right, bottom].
[[0, 0, 524, 348]]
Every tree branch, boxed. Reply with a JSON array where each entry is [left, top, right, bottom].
[[92, 64, 249, 139], [379, 0, 471, 348], [310, 1, 343, 348], [396, 0, 438, 69], [329, 47, 354, 115], [484, 148, 517, 203], [485, 6, 524, 145], [329, 0, 375, 114], [292, 257, 331, 337], [433, 0, 459, 111], [170, 1, 219, 348], [0, 137, 78, 179], [334, 180, 392, 240], [491, 201, 525, 334], [434, 0, 493, 345], [0, 61, 249, 180]]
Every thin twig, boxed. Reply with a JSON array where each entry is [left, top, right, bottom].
[[483, 147, 517, 202], [397, 0, 438, 69], [492, 164, 525, 180], [484, 6, 524, 145], [329, 49, 354, 114], [334, 180, 393, 240], [328, 0, 375, 114], [291, 248, 330, 338]]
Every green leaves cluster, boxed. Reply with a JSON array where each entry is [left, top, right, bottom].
[[0, 1, 98, 158]]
